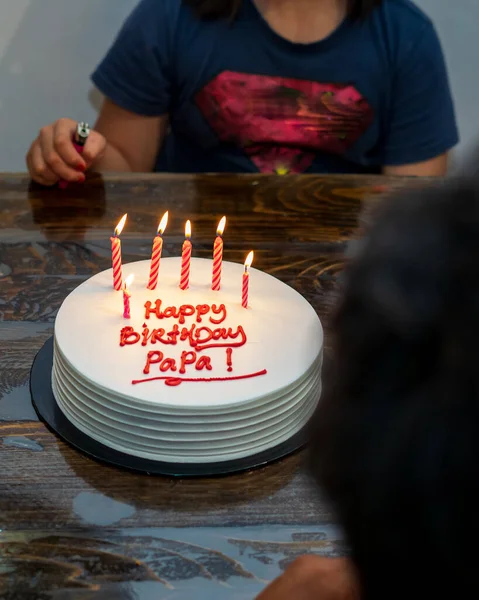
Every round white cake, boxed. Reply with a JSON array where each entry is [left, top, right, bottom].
[[52, 257, 323, 464]]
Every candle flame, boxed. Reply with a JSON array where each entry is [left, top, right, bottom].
[[217, 216, 226, 237], [124, 274, 135, 290], [115, 213, 127, 236], [158, 211, 169, 235], [185, 220, 192, 239], [244, 251, 254, 271]]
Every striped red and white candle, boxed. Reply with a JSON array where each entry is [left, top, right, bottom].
[[110, 214, 127, 291], [212, 216, 226, 291], [123, 274, 134, 319], [147, 211, 169, 290], [242, 251, 254, 309], [180, 220, 192, 290]]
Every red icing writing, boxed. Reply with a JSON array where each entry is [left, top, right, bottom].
[[209, 304, 227, 325], [132, 369, 268, 387], [141, 325, 179, 347], [143, 351, 163, 374], [119, 324, 247, 352], [226, 348, 233, 372], [160, 357, 177, 373], [144, 300, 227, 325], [142, 350, 214, 375], [120, 327, 141, 347], [196, 356, 213, 371], [195, 325, 246, 352], [122, 299, 249, 385], [196, 304, 210, 322], [180, 351, 196, 374]]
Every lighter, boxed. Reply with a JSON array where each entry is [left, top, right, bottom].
[[58, 122, 91, 190]]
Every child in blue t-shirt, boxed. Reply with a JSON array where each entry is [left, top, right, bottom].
[[27, 0, 458, 185]]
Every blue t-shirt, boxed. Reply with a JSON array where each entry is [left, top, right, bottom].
[[92, 0, 458, 174]]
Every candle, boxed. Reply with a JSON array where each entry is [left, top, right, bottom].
[[123, 274, 134, 319], [242, 251, 254, 309], [111, 213, 127, 291], [147, 211, 169, 290], [180, 220, 192, 290], [212, 216, 226, 291]]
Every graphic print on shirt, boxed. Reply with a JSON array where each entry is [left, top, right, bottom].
[[196, 71, 374, 174]]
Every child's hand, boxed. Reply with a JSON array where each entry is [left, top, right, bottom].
[[255, 556, 360, 600], [26, 118, 106, 186]]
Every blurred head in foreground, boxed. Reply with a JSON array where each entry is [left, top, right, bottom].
[[310, 178, 479, 598]]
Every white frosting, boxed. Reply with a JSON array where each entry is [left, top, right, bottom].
[[52, 257, 323, 463]]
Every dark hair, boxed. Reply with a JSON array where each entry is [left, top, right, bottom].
[[310, 179, 479, 598], [184, 0, 382, 21]]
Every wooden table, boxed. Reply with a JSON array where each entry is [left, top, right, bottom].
[[0, 173, 413, 598]]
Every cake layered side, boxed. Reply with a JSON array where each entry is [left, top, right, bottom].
[[52, 350, 322, 462], [52, 258, 323, 464]]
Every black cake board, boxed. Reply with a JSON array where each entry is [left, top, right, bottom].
[[30, 337, 308, 477]]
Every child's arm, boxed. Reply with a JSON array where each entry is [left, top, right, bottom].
[[26, 99, 167, 185], [92, 99, 168, 173]]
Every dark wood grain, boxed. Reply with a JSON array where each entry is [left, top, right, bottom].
[[0, 173, 421, 598]]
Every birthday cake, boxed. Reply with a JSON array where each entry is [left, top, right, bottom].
[[52, 257, 323, 464]]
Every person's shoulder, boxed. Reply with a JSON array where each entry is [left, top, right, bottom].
[[375, 0, 434, 29], [370, 0, 441, 64], [128, 0, 182, 19], [123, 0, 199, 40]]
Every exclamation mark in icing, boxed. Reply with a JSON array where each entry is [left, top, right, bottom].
[[226, 348, 233, 372]]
